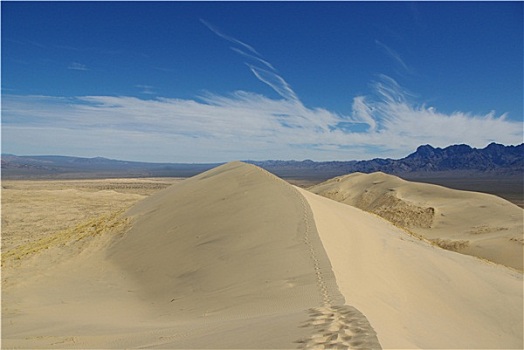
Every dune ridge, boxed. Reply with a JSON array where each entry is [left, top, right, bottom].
[[108, 161, 341, 315], [299, 187, 523, 349], [2, 161, 381, 349], [309, 171, 524, 270], [108, 161, 381, 348]]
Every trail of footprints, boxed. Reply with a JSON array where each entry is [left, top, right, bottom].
[[253, 165, 331, 303], [252, 165, 382, 349], [295, 182, 333, 307]]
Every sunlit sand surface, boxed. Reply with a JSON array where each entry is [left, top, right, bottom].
[[309, 171, 524, 271]]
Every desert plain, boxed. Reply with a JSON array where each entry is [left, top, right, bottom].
[[1, 162, 523, 349]]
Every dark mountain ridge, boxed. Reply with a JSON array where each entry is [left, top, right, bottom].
[[404, 143, 523, 171], [249, 142, 524, 179], [2, 142, 522, 180]]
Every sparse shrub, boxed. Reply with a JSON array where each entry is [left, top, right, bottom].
[[430, 238, 470, 251]]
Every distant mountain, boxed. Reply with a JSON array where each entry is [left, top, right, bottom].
[[1, 154, 221, 179], [2, 143, 522, 180], [249, 143, 524, 179], [403, 143, 524, 171]]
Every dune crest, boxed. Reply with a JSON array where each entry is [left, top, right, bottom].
[[309, 171, 524, 270]]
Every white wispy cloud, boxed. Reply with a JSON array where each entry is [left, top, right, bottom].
[[3, 25, 521, 162], [67, 62, 88, 71], [351, 96, 377, 132], [375, 40, 413, 75], [230, 47, 276, 71], [246, 64, 299, 102], [200, 19, 260, 56], [135, 85, 156, 95], [3, 79, 521, 162], [202, 19, 299, 102]]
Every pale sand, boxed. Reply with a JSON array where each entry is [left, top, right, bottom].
[[298, 187, 523, 349], [309, 172, 524, 271], [2, 162, 380, 348], [2, 163, 522, 348]]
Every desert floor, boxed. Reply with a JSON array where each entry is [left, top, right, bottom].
[[1, 178, 183, 253]]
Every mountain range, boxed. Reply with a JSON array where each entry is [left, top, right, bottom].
[[2, 142, 522, 180], [249, 142, 524, 180]]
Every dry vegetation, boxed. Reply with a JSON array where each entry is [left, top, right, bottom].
[[1, 209, 130, 267], [429, 238, 470, 252], [317, 188, 436, 229], [1, 178, 182, 256]]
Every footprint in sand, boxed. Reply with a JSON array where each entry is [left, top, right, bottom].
[[297, 305, 382, 349]]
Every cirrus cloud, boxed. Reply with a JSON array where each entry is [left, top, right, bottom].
[[2, 22, 521, 162], [2, 77, 521, 162], [67, 62, 88, 71]]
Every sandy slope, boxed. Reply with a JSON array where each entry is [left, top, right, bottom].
[[2, 163, 522, 349], [299, 188, 523, 349], [309, 172, 524, 270]]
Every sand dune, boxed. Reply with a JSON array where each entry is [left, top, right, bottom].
[[105, 161, 380, 348], [2, 162, 522, 349], [299, 188, 523, 349], [309, 171, 524, 271], [2, 162, 380, 349]]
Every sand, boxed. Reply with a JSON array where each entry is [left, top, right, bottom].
[[2, 163, 380, 348], [299, 188, 523, 349], [309, 171, 524, 271], [2, 163, 522, 348]]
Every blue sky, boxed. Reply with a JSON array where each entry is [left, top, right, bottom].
[[2, 1, 523, 162]]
